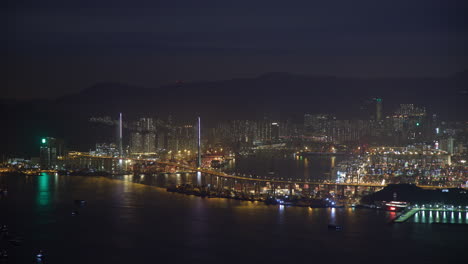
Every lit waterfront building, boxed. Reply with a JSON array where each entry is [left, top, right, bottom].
[[40, 137, 64, 169]]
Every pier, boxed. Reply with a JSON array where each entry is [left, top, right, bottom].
[[394, 206, 468, 223]]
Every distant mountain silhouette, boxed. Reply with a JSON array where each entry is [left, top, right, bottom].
[[1, 72, 467, 156], [52, 72, 467, 117]]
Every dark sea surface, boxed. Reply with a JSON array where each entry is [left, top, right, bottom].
[[1, 173, 467, 264]]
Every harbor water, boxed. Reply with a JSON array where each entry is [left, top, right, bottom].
[[1, 172, 467, 264]]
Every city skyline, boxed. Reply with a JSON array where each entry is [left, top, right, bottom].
[[4, 100, 465, 157], [2, 1, 468, 262]]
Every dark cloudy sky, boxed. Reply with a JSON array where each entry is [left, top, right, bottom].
[[3, 0, 467, 99]]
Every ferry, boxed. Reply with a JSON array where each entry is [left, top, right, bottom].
[[385, 201, 408, 212]]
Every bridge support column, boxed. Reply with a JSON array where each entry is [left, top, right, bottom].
[[289, 184, 293, 196], [341, 185, 345, 197], [354, 186, 359, 197]]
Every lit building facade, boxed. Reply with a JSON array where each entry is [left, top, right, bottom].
[[40, 137, 64, 169]]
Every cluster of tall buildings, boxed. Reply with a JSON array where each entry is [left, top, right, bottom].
[[208, 119, 301, 147], [302, 102, 464, 153], [302, 103, 428, 144], [127, 117, 197, 155], [129, 118, 157, 154], [82, 98, 465, 158], [119, 100, 463, 154]]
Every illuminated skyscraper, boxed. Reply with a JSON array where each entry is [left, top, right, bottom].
[[39, 137, 64, 169]]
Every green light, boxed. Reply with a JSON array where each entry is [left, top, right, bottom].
[[376, 98, 382, 102], [42, 138, 46, 144], [416, 122, 420, 126], [37, 173, 50, 207]]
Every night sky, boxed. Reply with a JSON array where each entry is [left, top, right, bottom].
[[4, 0, 468, 99]]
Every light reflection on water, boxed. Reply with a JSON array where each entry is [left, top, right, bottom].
[[197, 171, 202, 185], [411, 210, 468, 224], [2, 173, 468, 263], [330, 208, 336, 224], [37, 173, 50, 207]]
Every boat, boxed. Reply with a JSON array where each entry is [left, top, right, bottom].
[[74, 200, 87, 206], [36, 250, 44, 262], [385, 201, 408, 212], [328, 224, 343, 230]]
